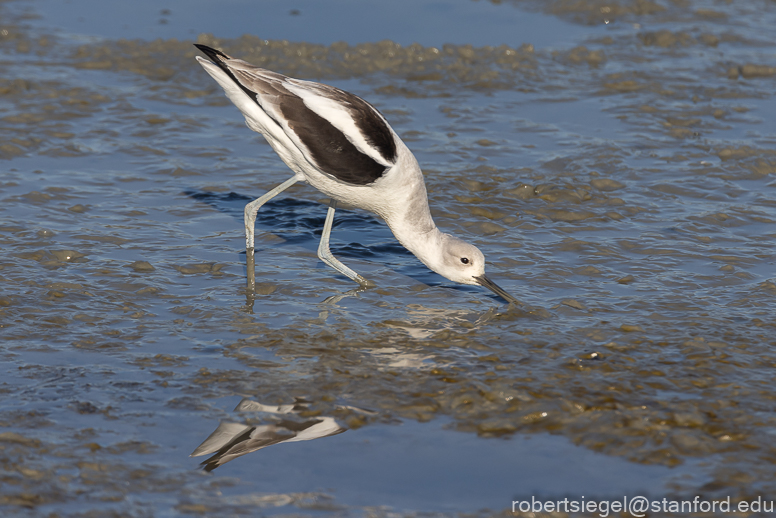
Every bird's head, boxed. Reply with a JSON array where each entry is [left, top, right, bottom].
[[434, 234, 519, 304]]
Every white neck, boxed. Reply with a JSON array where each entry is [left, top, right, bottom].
[[377, 146, 447, 274], [382, 189, 447, 274]]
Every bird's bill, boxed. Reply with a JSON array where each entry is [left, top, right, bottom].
[[474, 275, 520, 305]]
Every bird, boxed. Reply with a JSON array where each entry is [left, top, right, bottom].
[[194, 44, 519, 304]]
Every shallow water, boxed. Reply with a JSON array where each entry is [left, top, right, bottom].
[[29, 0, 594, 48], [1, 0, 776, 515]]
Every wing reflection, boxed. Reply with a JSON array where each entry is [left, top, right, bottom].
[[191, 398, 347, 472]]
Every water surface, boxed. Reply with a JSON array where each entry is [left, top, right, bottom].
[[1, 0, 775, 515]]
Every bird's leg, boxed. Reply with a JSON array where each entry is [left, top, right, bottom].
[[317, 200, 373, 287], [244, 176, 298, 290]]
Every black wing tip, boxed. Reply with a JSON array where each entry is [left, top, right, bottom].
[[200, 457, 220, 472], [194, 44, 229, 63]]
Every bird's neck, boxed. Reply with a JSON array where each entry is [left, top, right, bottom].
[[378, 152, 445, 272], [383, 193, 445, 273]]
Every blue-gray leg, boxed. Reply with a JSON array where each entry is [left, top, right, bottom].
[[245, 176, 298, 289], [317, 200, 373, 287]]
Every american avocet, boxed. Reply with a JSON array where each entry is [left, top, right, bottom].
[[195, 44, 518, 304]]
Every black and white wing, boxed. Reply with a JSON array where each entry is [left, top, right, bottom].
[[190, 418, 346, 472], [190, 421, 293, 472], [195, 44, 398, 186]]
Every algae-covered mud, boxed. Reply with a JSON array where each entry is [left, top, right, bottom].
[[1, 0, 775, 515]]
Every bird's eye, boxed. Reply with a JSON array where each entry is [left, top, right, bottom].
[[460, 257, 469, 264]]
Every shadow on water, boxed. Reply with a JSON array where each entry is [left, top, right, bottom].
[[186, 189, 410, 258], [186, 189, 500, 298]]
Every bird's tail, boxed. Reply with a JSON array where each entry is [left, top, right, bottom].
[[194, 44, 231, 66]]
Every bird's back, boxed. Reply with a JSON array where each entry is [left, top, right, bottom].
[[195, 44, 400, 190]]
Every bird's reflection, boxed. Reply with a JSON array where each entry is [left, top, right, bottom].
[[191, 398, 348, 472]]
